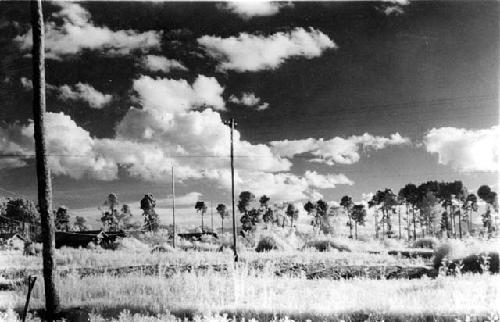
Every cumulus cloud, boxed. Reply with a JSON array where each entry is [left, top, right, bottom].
[[0, 112, 117, 179], [218, 1, 293, 19], [270, 133, 410, 166], [58, 83, 113, 108], [304, 170, 354, 189], [1, 72, 365, 202], [15, 2, 162, 60], [424, 126, 499, 172], [229, 92, 269, 111], [197, 27, 335, 72], [141, 55, 188, 73], [132, 75, 225, 114]]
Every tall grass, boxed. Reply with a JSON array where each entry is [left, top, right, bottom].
[[3, 268, 499, 316]]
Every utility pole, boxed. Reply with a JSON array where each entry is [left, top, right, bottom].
[[224, 118, 238, 262], [31, 0, 59, 319], [172, 165, 175, 248]]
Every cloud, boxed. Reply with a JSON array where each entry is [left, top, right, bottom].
[[304, 170, 354, 189], [229, 92, 269, 110], [58, 83, 112, 108], [1, 72, 364, 203], [270, 133, 411, 166], [131, 75, 225, 114], [381, 5, 405, 16], [156, 191, 202, 207], [141, 55, 188, 73], [197, 27, 335, 72], [424, 126, 499, 172], [15, 2, 162, 60], [0, 112, 117, 180], [218, 1, 293, 19]]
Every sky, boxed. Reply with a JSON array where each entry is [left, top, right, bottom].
[[0, 1, 498, 213]]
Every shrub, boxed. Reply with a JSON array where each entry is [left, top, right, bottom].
[[256, 236, 279, 252], [303, 238, 351, 252], [433, 239, 468, 269], [114, 237, 149, 251], [151, 243, 176, 253], [412, 237, 439, 249]]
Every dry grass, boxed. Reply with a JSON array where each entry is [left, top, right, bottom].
[[2, 268, 499, 317]]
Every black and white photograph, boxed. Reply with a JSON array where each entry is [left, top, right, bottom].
[[0, 0, 499, 321]]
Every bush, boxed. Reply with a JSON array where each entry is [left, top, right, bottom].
[[256, 236, 279, 252], [412, 237, 439, 249], [23, 241, 41, 256], [114, 237, 149, 251], [151, 243, 176, 253], [303, 238, 351, 252], [433, 239, 468, 269]]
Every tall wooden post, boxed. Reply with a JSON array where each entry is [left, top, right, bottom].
[[172, 166, 175, 248], [225, 118, 238, 262], [31, 0, 59, 319]]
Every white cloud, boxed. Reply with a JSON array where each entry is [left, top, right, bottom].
[[58, 83, 113, 108], [304, 170, 354, 189], [198, 27, 335, 72], [156, 192, 202, 207], [141, 55, 188, 73], [219, 1, 293, 19], [229, 92, 269, 110], [15, 2, 162, 60], [1, 72, 365, 203], [270, 133, 410, 166], [424, 126, 499, 172], [131, 75, 225, 114], [382, 5, 405, 16]]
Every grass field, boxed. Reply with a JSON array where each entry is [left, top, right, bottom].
[[1, 227, 499, 321]]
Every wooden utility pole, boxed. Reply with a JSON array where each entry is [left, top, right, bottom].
[[224, 118, 238, 262], [31, 0, 59, 319], [172, 165, 175, 248]]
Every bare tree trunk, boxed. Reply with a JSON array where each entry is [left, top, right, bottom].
[[398, 207, 401, 239], [31, 0, 59, 319], [354, 222, 357, 240], [458, 209, 462, 239], [348, 212, 353, 238], [381, 210, 385, 240], [412, 206, 417, 241]]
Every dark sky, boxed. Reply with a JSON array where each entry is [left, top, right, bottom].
[[0, 1, 498, 209]]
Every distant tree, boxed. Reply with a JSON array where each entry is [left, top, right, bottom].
[[370, 189, 397, 239], [463, 194, 478, 236], [313, 200, 328, 231], [238, 191, 255, 215], [195, 201, 208, 231], [115, 204, 133, 230], [216, 203, 228, 233], [303, 201, 316, 227], [477, 185, 498, 237], [141, 194, 159, 232], [238, 191, 256, 233], [417, 190, 439, 237], [102, 193, 119, 231], [340, 195, 354, 238], [259, 195, 270, 209], [54, 206, 70, 232], [398, 184, 419, 240], [5, 198, 39, 234], [285, 203, 298, 227], [73, 216, 89, 231], [262, 208, 274, 226], [351, 204, 366, 239]]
